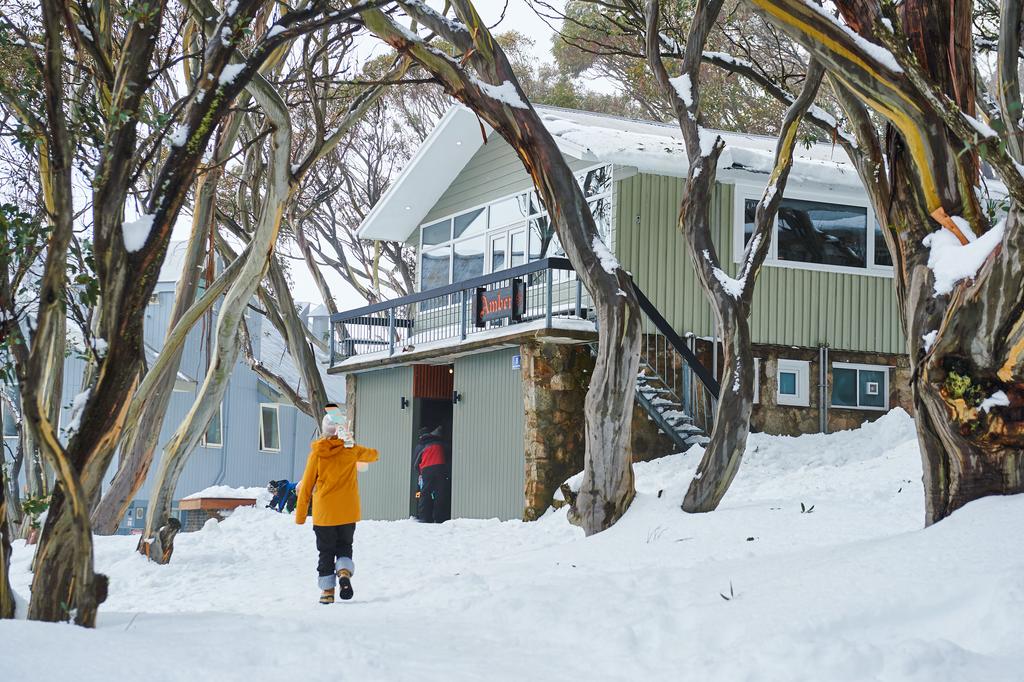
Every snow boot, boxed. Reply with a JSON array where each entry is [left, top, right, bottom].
[[319, 588, 335, 605], [337, 569, 354, 601]]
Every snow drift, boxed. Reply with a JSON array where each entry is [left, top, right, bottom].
[[5, 409, 1024, 681]]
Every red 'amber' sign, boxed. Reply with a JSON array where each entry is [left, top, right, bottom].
[[474, 280, 526, 327]]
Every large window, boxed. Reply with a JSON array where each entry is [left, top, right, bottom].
[[417, 165, 613, 293], [259, 404, 280, 452], [832, 362, 889, 410], [739, 191, 890, 275], [201, 403, 223, 448]]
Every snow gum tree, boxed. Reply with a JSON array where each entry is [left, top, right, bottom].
[[138, 0, 406, 563], [354, 0, 643, 534], [0, 0, 382, 625], [735, 0, 1024, 523], [644, 0, 829, 511]]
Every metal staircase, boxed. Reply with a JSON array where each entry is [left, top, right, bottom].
[[631, 282, 720, 451]]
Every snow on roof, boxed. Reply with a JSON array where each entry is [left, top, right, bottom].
[[538, 106, 856, 184], [182, 484, 264, 500], [358, 104, 862, 242], [256, 316, 346, 404]]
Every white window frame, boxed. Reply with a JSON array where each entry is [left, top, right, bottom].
[[416, 163, 614, 293], [1, 400, 18, 440], [752, 357, 761, 405], [200, 403, 224, 448], [831, 361, 891, 411], [732, 182, 893, 278], [259, 403, 281, 452], [776, 359, 810, 407], [135, 507, 144, 520]]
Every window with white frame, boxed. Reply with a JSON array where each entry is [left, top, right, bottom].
[[135, 507, 143, 519], [776, 359, 810, 407], [2, 400, 18, 439], [736, 190, 892, 274], [200, 403, 223, 448], [259, 404, 281, 452], [752, 357, 761, 404], [417, 165, 613, 298], [831, 362, 889, 410]]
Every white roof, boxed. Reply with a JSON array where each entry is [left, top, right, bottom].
[[158, 241, 191, 282], [358, 105, 862, 242]]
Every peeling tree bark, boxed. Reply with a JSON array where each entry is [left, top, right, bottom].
[[745, 0, 1024, 524], [0, 471, 14, 619]]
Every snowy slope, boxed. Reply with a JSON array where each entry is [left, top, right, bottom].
[[6, 409, 1024, 681]]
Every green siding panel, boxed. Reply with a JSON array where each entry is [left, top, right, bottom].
[[353, 367, 414, 521], [614, 173, 905, 354], [452, 348, 525, 520], [424, 134, 594, 224]]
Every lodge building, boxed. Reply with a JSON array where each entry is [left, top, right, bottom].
[[329, 105, 912, 522]]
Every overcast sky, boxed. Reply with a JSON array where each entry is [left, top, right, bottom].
[[172, 1, 567, 310]]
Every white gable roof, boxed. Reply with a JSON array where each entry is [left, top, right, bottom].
[[357, 104, 862, 242]]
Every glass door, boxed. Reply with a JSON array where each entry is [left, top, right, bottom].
[[509, 227, 527, 268], [488, 232, 507, 273]]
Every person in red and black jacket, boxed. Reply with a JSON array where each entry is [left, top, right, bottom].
[[413, 425, 451, 523]]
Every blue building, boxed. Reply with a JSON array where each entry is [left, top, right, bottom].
[[1, 242, 343, 534]]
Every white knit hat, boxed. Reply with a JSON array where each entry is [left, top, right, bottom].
[[321, 414, 339, 436]]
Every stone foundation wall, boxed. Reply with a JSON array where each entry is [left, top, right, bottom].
[[519, 341, 682, 517], [631, 402, 684, 461], [519, 342, 593, 520], [750, 344, 913, 436]]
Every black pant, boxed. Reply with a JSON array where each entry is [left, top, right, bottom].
[[314, 523, 355, 577], [417, 464, 451, 523]]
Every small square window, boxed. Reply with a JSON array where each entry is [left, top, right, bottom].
[[865, 381, 879, 396], [135, 507, 144, 519], [776, 359, 810, 407]]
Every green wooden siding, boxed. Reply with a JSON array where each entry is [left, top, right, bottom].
[[423, 134, 593, 225], [614, 173, 905, 354], [353, 367, 413, 521], [452, 349, 525, 520]]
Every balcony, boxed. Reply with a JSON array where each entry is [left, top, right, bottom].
[[328, 257, 596, 372]]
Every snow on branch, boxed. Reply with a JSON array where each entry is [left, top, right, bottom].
[[471, 77, 529, 109], [923, 218, 1005, 296]]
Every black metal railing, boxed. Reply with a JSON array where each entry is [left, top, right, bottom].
[[329, 257, 590, 365], [631, 280, 720, 437]]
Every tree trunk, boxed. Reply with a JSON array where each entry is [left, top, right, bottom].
[[683, 314, 754, 510], [0, 471, 15, 619], [140, 59, 293, 562], [910, 203, 1024, 522], [92, 165, 223, 535]]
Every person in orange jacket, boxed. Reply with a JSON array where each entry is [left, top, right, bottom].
[[295, 412, 379, 604]]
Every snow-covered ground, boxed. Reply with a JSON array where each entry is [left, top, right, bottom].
[[6, 409, 1024, 681]]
